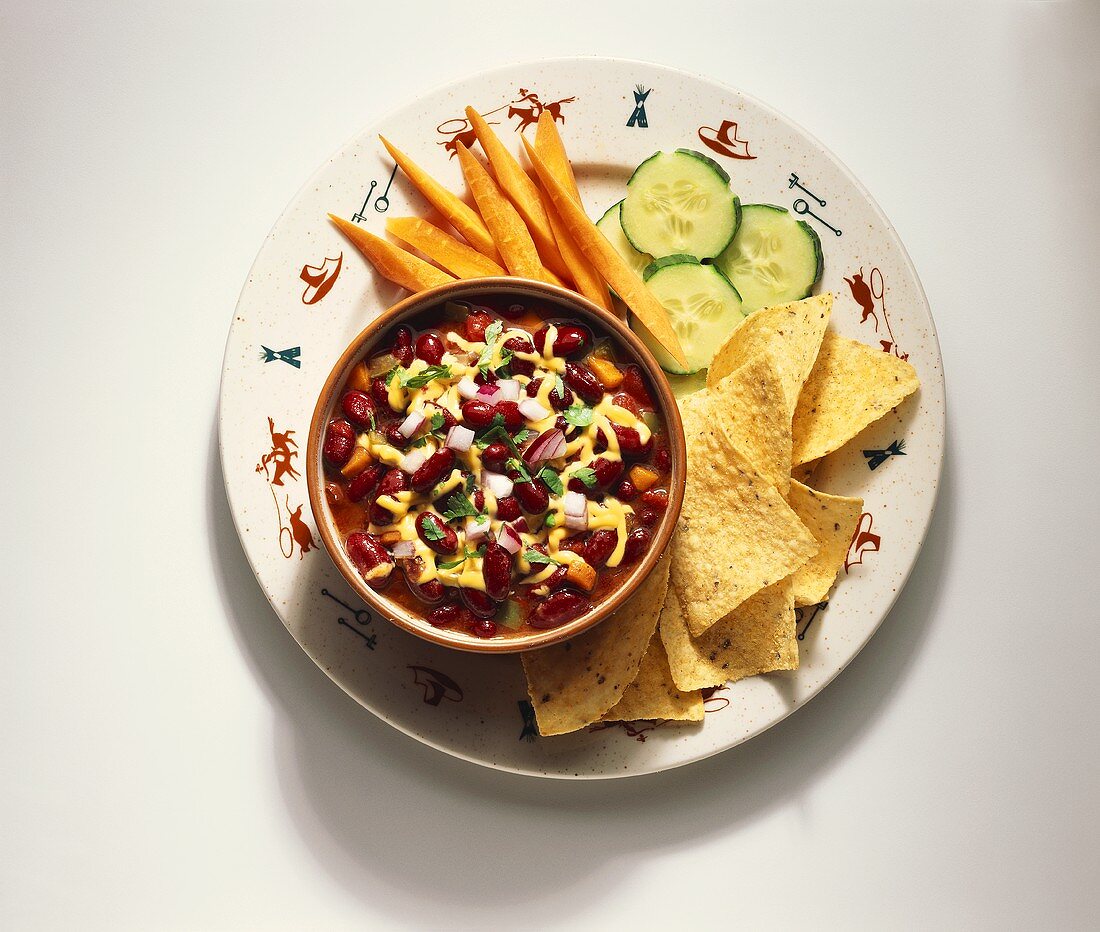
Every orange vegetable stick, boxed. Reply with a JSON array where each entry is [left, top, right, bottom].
[[454, 142, 558, 285], [526, 122, 613, 313], [328, 214, 454, 293], [386, 217, 506, 279], [378, 135, 501, 263], [464, 107, 573, 285], [523, 146, 688, 367]]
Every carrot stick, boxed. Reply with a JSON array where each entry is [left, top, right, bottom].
[[464, 107, 573, 285], [454, 142, 557, 284], [329, 214, 455, 293], [377, 135, 501, 263], [530, 117, 613, 313], [522, 145, 688, 367], [386, 217, 506, 279]]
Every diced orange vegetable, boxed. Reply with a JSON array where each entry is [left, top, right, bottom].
[[565, 559, 597, 592], [377, 135, 501, 262], [378, 529, 403, 546], [347, 361, 373, 393], [455, 142, 553, 284], [341, 447, 373, 478], [465, 107, 573, 285], [522, 145, 687, 367], [588, 356, 624, 390], [386, 216, 506, 279], [629, 465, 660, 492], [531, 115, 613, 313], [328, 214, 455, 293]]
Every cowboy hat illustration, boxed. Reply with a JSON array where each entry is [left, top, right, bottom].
[[697, 120, 756, 160]]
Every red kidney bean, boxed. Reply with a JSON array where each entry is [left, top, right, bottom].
[[564, 362, 603, 405], [502, 336, 536, 377], [410, 577, 446, 604], [415, 331, 445, 365], [525, 377, 543, 397], [499, 302, 525, 320], [533, 324, 590, 358], [416, 511, 459, 554], [461, 399, 497, 428], [621, 366, 654, 409], [345, 532, 394, 588], [549, 382, 574, 410], [611, 391, 642, 419], [637, 506, 660, 527], [371, 375, 393, 409], [392, 326, 414, 366], [570, 456, 622, 494], [323, 419, 356, 467], [510, 475, 550, 514], [461, 588, 499, 620], [495, 496, 522, 522], [427, 603, 464, 628], [615, 479, 638, 501], [557, 535, 588, 556], [369, 468, 408, 525], [473, 369, 498, 386], [471, 489, 485, 511], [495, 400, 523, 430], [347, 462, 386, 503], [622, 527, 652, 563], [654, 445, 672, 472], [472, 617, 498, 638], [341, 389, 375, 429], [544, 565, 568, 591], [481, 542, 513, 601], [410, 448, 456, 492], [384, 422, 409, 449], [584, 529, 619, 567], [464, 312, 493, 342], [641, 489, 669, 511], [608, 423, 652, 459], [530, 591, 590, 629], [427, 403, 457, 431], [324, 482, 343, 506], [481, 441, 510, 473]]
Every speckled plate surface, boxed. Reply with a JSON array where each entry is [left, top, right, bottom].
[[219, 58, 944, 779]]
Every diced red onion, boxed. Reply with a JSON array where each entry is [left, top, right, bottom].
[[445, 425, 474, 452], [518, 398, 549, 421], [392, 540, 416, 559], [508, 517, 529, 535], [523, 428, 567, 465], [476, 383, 501, 403], [482, 470, 514, 499], [563, 490, 587, 517], [495, 379, 520, 402], [465, 515, 490, 542], [457, 376, 480, 400], [497, 523, 522, 554], [397, 411, 425, 438], [565, 511, 589, 531], [400, 449, 428, 474]]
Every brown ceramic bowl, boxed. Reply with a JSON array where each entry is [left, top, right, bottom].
[[306, 277, 685, 654]]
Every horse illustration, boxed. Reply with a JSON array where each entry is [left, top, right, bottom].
[[286, 499, 315, 560], [257, 417, 300, 487]]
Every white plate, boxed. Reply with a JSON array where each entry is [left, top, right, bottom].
[[219, 57, 945, 779]]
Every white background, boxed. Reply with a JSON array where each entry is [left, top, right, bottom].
[[3, 1, 1098, 928]]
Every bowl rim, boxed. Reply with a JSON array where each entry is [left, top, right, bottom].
[[305, 276, 686, 654]]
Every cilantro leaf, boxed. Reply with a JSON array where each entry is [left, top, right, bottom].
[[477, 322, 503, 375], [524, 548, 559, 567], [475, 420, 534, 457], [438, 543, 488, 571], [429, 410, 445, 433], [536, 467, 563, 496], [401, 365, 452, 389], [442, 490, 479, 523], [571, 467, 598, 488], [513, 428, 536, 446], [464, 472, 476, 495], [563, 403, 593, 428], [554, 375, 567, 398], [421, 519, 446, 542]]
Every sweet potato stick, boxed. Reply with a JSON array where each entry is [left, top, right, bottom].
[[455, 142, 558, 284], [378, 135, 501, 263], [464, 107, 573, 285], [529, 119, 613, 313], [522, 147, 687, 366], [329, 214, 454, 293], [386, 217, 506, 279]]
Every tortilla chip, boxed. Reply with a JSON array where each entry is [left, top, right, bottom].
[[791, 331, 920, 466], [707, 351, 791, 495], [786, 480, 864, 606], [673, 393, 818, 636], [707, 294, 833, 417], [660, 579, 798, 691], [792, 458, 821, 484], [521, 553, 670, 736], [602, 634, 704, 722]]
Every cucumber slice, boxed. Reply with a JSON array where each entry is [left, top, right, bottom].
[[620, 150, 741, 260], [635, 256, 745, 374], [713, 204, 823, 314], [595, 200, 653, 278]]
